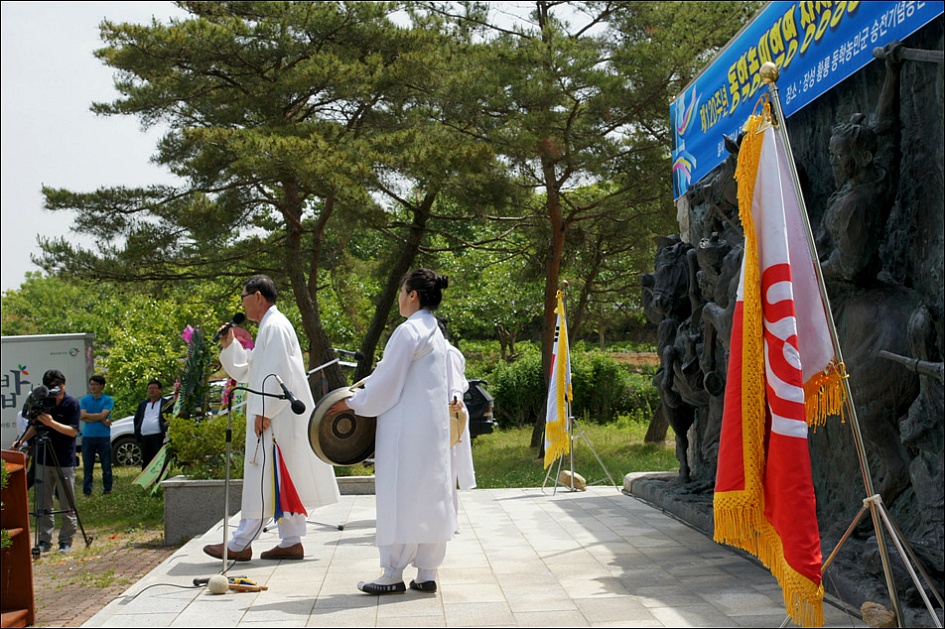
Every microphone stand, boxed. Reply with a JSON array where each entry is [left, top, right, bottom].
[[203, 353, 355, 584], [214, 382, 294, 577]]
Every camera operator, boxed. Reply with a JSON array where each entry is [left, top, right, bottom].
[[12, 369, 80, 554]]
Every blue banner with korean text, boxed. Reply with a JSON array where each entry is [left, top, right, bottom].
[[671, 1, 943, 199]]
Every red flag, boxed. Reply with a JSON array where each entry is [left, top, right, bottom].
[[272, 440, 306, 521], [714, 105, 845, 628]]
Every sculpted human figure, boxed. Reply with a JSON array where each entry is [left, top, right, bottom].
[[810, 42, 918, 509], [816, 44, 902, 289]]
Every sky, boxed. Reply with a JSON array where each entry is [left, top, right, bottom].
[[1, 1, 185, 293]]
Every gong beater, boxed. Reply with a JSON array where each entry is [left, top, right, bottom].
[[308, 387, 376, 466]]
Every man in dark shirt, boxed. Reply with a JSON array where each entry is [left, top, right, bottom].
[[14, 369, 80, 554], [133, 379, 173, 469]]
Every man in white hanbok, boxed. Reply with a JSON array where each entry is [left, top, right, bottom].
[[439, 318, 476, 517], [332, 269, 455, 594], [204, 275, 339, 562]]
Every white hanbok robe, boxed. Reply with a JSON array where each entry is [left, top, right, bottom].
[[446, 343, 476, 493], [346, 309, 455, 547], [220, 306, 339, 520]]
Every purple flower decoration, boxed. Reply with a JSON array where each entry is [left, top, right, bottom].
[[221, 378, 237, 406], [181, 325, 195, 344]]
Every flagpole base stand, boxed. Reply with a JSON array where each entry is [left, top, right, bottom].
[[541, 416, 619, 496]]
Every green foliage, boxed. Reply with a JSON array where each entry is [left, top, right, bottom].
[[489, 347, 546, 428], [167, 414, 246, 480], [176, 327, 215, 419], [455, 339, 504, 381], [0, 272, 122, 338], [99, 309, 184, 416], [488, 344, 658, 428], [1, 273, 234, 416]]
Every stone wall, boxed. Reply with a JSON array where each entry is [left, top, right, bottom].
[[644, 17, 943, 625]]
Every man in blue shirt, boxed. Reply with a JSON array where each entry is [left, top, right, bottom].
[[79, 375, 114, 496]]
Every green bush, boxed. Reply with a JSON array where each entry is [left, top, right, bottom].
[[489, 346, 658, 428], [489, 347, 545, 428], [167, 414, 246, 480]]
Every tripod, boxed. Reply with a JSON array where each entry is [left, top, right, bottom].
[[28, 427, 92, 558], [542, 414, 619, 495]]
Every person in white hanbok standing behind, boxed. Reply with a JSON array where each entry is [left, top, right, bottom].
[[438, 318, 477, 520], [331, 269, 455, 595]]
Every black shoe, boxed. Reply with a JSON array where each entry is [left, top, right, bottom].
[[409, 579, 437, 593], [37, 541, 52, 553], [358, 576, 406, 595]]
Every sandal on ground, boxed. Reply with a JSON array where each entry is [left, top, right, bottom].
[[358, 575, 406, 595], [409, 579, 437, 593]]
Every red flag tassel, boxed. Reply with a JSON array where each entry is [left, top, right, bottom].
[[274, 441, 306, 519]]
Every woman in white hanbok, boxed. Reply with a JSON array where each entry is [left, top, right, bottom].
[[331, 269, 455, 595]]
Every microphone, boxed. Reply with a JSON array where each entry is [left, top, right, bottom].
[[213, 313, 247, 342], [274, 375, 306, 415], [332, 348, 365, 361]]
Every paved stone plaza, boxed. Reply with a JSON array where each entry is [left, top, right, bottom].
[[83, 486, 864, 627]]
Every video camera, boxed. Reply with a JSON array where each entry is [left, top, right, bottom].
[[22, 385, 61, 423]]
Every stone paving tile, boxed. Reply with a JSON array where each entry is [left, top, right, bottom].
[[572, 595, 660, 624], [168, 604, 249, 627], [442, 601, 516, 627], [375, 616, 446, 628], [240, 595, 316, 623], [697, 589, 785, 616], [625, 584, 711, 608], [512, 609, 591, 627], [91, 612, 179, 628], [305, 605, 377, 627], [81, 488, 867, 628], [237, 621, 307, 628], [439, 578, 506, 604], [616, 567, 682, 589], [648, 604, 740, 627]]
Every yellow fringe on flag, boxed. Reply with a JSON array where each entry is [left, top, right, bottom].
[[804, 362, 848, 427], [544, 418, 569, 466], [715, 492, 826, 628], [732, 107, 767, 504], [714, 107, 825, 628], [543, 290, 572, 468]]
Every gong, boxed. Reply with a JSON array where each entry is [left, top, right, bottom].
[[308, 387, 376, 466]]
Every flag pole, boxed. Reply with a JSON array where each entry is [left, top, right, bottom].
[[760, 61, 940, 628], [541, 281, 619, 494]]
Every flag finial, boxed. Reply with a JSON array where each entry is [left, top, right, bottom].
[[760, 61, 780, 85]]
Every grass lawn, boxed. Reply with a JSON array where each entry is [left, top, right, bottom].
[[334, 419, 679, 486], [471, 418, 678, 488], [71, 464, 166, 532]]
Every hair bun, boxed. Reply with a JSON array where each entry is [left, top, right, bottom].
[[435, 274, 449, 290]]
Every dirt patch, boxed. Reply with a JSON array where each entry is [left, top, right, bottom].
[[611, 352, 659, 368], [29, 529, 175, 627]]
